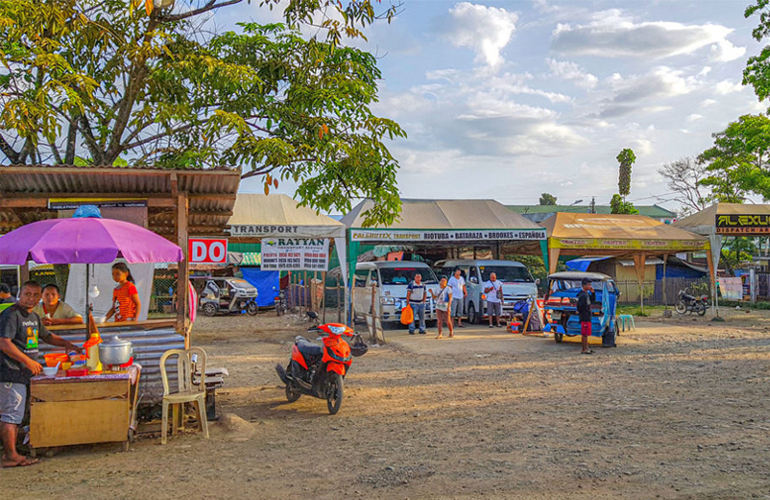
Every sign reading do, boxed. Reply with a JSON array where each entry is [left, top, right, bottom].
[[188, 238, 228, 264]]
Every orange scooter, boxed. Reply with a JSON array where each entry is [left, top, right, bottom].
[[275, 323, 368, 414]]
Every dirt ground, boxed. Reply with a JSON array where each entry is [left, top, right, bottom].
[[5, 307, 770, 499]]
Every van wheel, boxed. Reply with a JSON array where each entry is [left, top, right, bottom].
[[203, 303, 217, 317], [555, 333, 563, 343], [467, 303, 478, 324]]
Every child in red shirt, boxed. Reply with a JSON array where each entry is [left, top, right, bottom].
[[105, 263, 141, 322]]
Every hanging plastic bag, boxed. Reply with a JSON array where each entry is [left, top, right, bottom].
[[400, 304, 414, 325]]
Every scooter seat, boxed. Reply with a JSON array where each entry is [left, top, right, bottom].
[[295, 337, 323, 357]]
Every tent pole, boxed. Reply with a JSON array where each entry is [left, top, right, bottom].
[[85, 264, 91, 339]]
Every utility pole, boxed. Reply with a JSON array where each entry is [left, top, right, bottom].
[[590, 197, 596, 213]]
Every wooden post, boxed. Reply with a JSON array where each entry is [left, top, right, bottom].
[[336, 277, 341, 323], [322, 271, 327, 324], [176, 193, 189, 345], [20, 262, 29, 285]]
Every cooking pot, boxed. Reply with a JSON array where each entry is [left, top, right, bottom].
[[98, 335, 133, 366]]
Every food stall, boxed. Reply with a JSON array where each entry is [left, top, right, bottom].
[[0, 207, 185, 454]]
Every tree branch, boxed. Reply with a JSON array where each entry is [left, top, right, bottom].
[[78, 115, 106, 164], [160, 0, 243, 23], [0, 134, 20, 164], [124, 123, 195, 150]]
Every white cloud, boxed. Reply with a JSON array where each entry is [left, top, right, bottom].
[[443, 3, 518, 66], [546, 59, 598, 89], [710, 40, 747, 63], [687, 114, 703, 122], [715, 79, 745, 95], [702, 99, 718, 107], [552, 10, 744, 61]]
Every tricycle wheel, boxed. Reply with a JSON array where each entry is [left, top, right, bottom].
[[326, 373, 343, 415], [285, 383, 301, 403], [247, 302, 259, 316], [554, 333, 563, 343], [203, 302, 217, 317]]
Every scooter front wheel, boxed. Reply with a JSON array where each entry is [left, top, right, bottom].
[[286, 383, 301, 403], [326, 373, 344, 415], [247, 302, 259, 316]]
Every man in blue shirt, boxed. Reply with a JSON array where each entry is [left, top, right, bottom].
[[406, 273, 427, 335]]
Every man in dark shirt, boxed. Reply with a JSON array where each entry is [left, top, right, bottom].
[[576, 277, 596, 355], [0, 283, 16, 304], [0, 281, 81, 467]]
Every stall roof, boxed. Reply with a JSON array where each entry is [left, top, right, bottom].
[[542, 212, 707, 254], [0, 164, 241, 237], [674, 202, 770, 235], [227, 194, 345, 239], [342, 199, 542, 230]]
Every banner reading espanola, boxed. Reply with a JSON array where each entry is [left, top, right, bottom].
[[261, 238, 329, 271]]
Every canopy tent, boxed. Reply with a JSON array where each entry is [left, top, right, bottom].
[[226, 193, 347, 283], [542, 212, 711, 309], [341, 199, 548, 323], [675, 202, 770, 312]]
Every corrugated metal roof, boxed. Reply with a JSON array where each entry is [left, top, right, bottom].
[[0, 165, 241, 237]]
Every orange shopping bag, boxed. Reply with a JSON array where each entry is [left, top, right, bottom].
[[400, 304, 414, 325]]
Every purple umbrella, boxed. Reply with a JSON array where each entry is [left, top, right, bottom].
[[0, 217, 183, 265]]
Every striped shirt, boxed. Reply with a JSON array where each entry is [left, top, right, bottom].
[[113, 282, 138, 321]]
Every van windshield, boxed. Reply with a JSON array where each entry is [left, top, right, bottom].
[[479, 265, 533, 283], [379, 267, 438, 285]]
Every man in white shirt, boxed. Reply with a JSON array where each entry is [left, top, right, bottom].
[[484, 272, 503, 328], [447, 268, 467, 328]]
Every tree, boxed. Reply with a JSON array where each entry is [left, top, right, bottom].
[[616, 148, 636, 201], [697, 114, 770, 203], [658, 157, 709, 216], [0, 0, 404, 226], [539, 193, 557, 205], [744, 0, 770, 102], [610, 194, 638, 215]]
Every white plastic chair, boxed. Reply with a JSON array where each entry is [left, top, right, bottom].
[[159, 347, 209, 445]]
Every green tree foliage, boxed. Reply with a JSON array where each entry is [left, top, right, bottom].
[[744, 0, 770, 101], [697, 114, 770, 202], [609, 194, 638, 215], [539, 192, 557, 205], [616, 148, 636, 199], [0, 0, 404, 225]]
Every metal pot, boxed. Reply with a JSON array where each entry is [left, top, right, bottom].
[[98, 335, 133, 366]]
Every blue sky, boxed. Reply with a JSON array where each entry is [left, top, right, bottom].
[[236, 0, 765, 212]]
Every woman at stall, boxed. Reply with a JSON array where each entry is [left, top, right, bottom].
[[32, 284, 83, 326], [104, 263, 141, 323]]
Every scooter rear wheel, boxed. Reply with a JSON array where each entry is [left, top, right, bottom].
[[326, 373, 343, 415]]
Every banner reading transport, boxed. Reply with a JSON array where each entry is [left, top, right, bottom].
[[716, 214, 770, 234], [349, 229, 546, 242], [261, 238, 329, 271]]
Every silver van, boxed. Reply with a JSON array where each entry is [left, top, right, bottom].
[[353, 262, 441, 324], [435, 260, 538, 323]]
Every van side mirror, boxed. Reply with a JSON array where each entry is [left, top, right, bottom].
[[535, 278, 541, 285], [469, 277, 478, 284]]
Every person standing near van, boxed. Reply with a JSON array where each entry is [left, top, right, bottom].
[[448, 268, 467, 328], [430, 278, 453, 339], [406, 273, 427, 335], [484, 272, 503, 328], [577, 277, 596, 355]]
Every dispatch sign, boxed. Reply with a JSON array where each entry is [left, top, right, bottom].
[[716, 214, 770, 234]]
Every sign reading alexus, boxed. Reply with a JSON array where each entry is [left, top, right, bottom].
[[189, 238, 228, 264], [261, 238, 329, 271], [349, 229, 546, 242], [716, 214, 770, 234]]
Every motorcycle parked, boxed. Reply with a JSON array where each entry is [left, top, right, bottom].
[[275, 323, 368, 414], [674, 289, 708, 316]]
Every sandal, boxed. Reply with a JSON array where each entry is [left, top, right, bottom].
[[581, 350, 594, 355]]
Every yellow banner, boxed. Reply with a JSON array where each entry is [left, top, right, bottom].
[[550, 238, 707, 251]]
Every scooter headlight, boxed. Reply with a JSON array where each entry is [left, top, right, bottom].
[[328, 325, 346, 335]]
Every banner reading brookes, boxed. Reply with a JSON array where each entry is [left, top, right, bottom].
[[350, 228, 546, 242], [261, 238, 330, 271]]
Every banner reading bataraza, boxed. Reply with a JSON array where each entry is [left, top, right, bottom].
[[261, 238, 330, 271]]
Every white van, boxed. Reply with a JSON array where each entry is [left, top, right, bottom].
[[435, 260, 539, 323], [353, 262, 441, 324]]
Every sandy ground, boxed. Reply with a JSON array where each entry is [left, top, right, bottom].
[[4, 307, 770, 499]]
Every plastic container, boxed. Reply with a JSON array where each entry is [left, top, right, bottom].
[[83, 333, 103, 372], [66, 367, 89, 377], [44, 353, 69, 367]]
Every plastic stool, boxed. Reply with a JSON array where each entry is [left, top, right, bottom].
[[618, 314, 635, 331], [543, 323, 566, 334]]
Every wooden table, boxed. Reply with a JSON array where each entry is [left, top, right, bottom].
[[29, 366, 141, 456]]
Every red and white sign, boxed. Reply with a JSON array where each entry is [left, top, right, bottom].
[[189, 238, 228, 264]]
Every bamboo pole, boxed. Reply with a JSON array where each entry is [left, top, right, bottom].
[[322, 271, 327, 323], [336, 277, 342, 323]]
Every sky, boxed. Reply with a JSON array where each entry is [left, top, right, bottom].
[[232, 0, 767, 213]]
